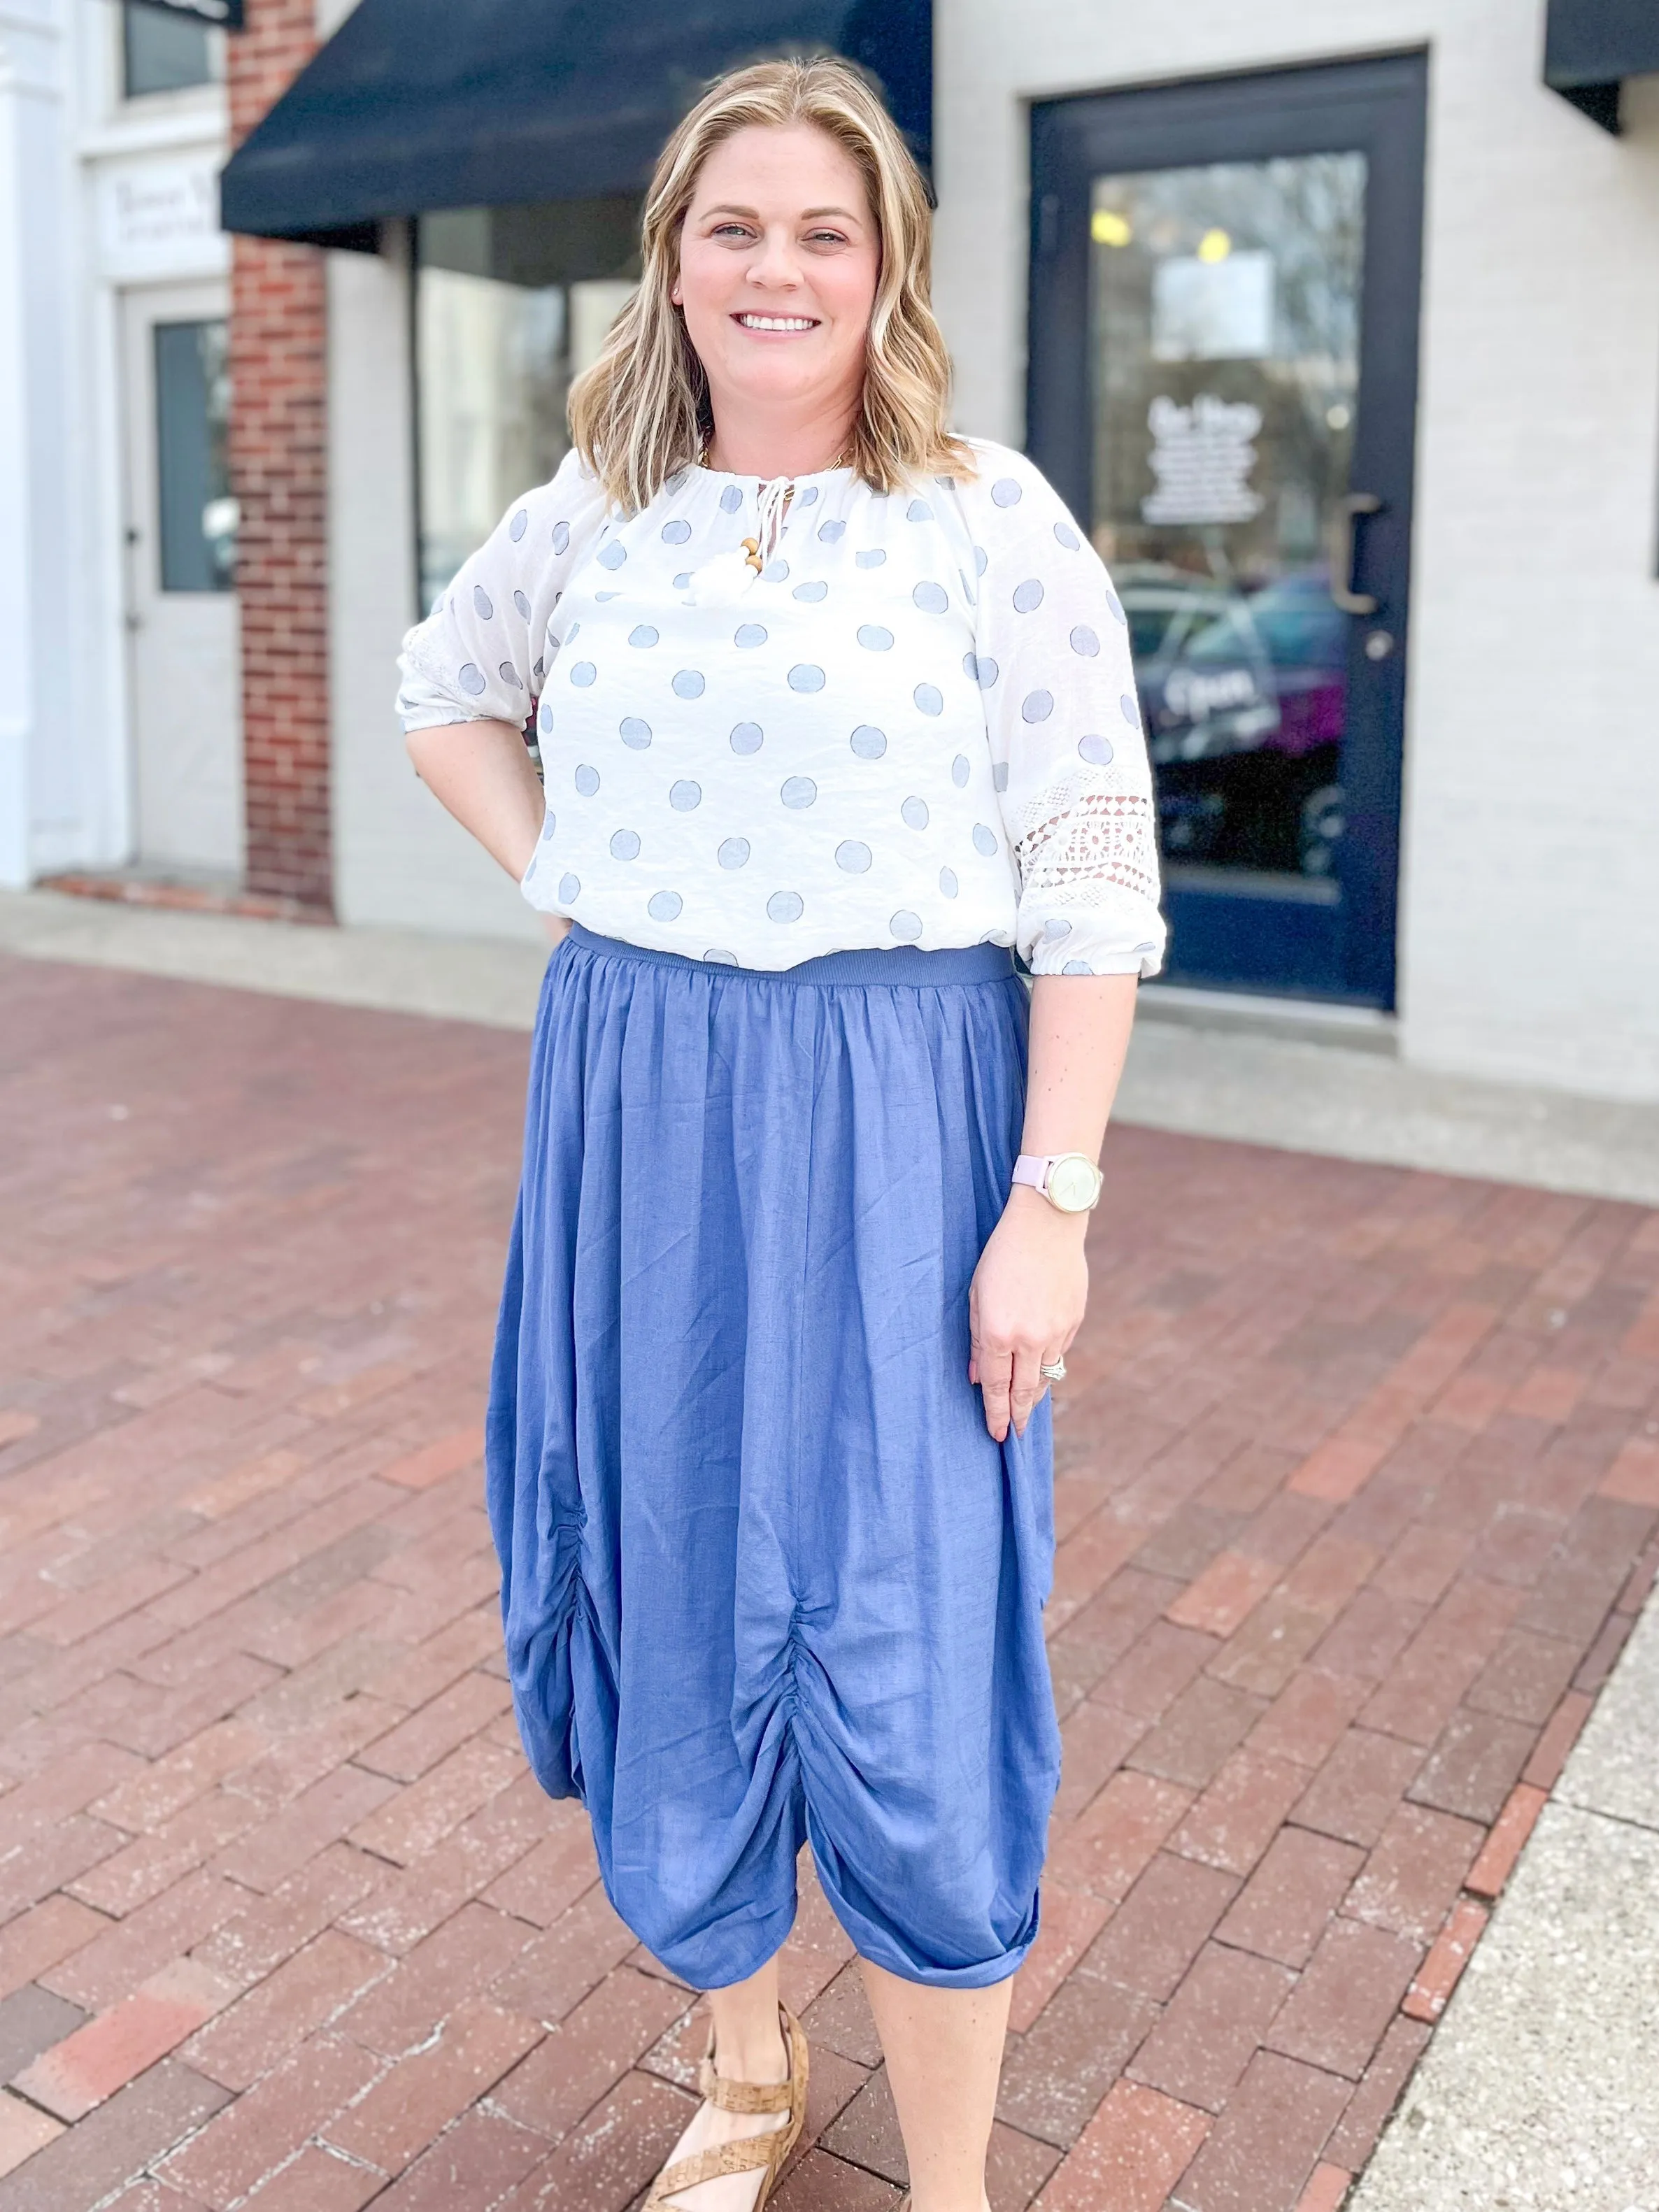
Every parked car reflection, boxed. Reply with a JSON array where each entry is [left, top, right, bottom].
[[1120, 565, 1349, 881]]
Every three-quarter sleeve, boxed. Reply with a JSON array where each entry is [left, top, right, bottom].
[[962, 450, 1166, 978], [396, 446, 611, 733]]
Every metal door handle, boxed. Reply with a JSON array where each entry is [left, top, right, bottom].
[[1331, 492, 1381, 615]]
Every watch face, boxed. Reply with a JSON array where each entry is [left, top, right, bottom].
[[1048, 1156, 1099, 1212]]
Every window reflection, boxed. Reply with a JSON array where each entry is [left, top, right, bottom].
[[155, 319, 236, 593], [1090, 154, 1365, 899], [415, 204, 640, 611]]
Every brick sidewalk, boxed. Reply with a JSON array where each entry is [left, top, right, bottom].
[[1, 953, 1655, 2212]]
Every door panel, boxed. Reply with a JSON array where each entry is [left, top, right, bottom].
[[123, 283, 243, 876], [1030, 56, 1426, 1006]]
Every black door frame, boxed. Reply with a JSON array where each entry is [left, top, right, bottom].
[[1028, 52, 1428, 1008]]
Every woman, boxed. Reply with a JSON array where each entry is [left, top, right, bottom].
[[397, 56, 1163, 2212]]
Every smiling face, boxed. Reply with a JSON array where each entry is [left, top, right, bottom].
[[672, 122, 880, 469]]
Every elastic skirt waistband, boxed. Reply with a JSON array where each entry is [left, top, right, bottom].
[[564, 922, 1016, 988]]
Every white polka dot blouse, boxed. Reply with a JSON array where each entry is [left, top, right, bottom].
[[396, 438, 1166, 977]]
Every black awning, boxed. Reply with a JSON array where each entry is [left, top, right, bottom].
[[220, 0, 931, 249], [1544, 0, 1659, 132]]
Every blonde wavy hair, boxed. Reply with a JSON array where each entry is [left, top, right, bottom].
[[569, 55, 973, 511]]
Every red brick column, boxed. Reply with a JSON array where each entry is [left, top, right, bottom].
[[227, 0, 331, 911]]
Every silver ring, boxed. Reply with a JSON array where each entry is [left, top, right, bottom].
[[1039, 1360, 1067, 1383]]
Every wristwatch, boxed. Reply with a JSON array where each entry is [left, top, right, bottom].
[[1012, 1153, 1104, 1214]]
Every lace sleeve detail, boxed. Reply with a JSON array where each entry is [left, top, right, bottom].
[[1016, 785, 1160, 909]]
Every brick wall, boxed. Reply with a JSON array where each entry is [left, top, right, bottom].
[[227, 0, 330, 910]]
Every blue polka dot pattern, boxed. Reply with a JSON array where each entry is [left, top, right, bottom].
[[1062, 959, 1095, 975], [406, 437, 1165, 983]]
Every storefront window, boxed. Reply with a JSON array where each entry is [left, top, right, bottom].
[[415, 204, 639, 611], [122, 2, 216, 98]]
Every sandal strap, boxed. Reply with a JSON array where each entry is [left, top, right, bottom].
[[645, 2133, 785, 2206], [697, 2053, 795, 2113]]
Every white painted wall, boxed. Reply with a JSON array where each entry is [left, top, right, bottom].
[[933, 0, 1659, 1100]]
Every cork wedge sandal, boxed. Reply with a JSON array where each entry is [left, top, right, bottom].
[[644, 2004, 810, 2211]]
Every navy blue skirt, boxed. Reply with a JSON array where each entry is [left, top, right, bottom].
[[486, 924, 1061, 1989]]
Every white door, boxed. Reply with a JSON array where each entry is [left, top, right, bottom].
[[122, 282, 243, 875]]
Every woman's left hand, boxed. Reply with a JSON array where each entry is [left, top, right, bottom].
[[968, 1187, 1090, 1442]]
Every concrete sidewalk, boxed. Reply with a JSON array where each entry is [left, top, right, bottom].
[[4, 885, 1658, 1208]]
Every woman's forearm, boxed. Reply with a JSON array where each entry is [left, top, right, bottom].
[[1019, 973, 1138, 1161], [405, 720, 548, 883]]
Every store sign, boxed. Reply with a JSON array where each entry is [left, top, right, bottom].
[[1141, 394, 1265, 527], [126, 0, 244, 27], [98, 154, 226, 280], [1152, 250, 1274, 363]]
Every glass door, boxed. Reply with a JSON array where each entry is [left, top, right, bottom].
[[1029, 56, 1427, 1006]]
